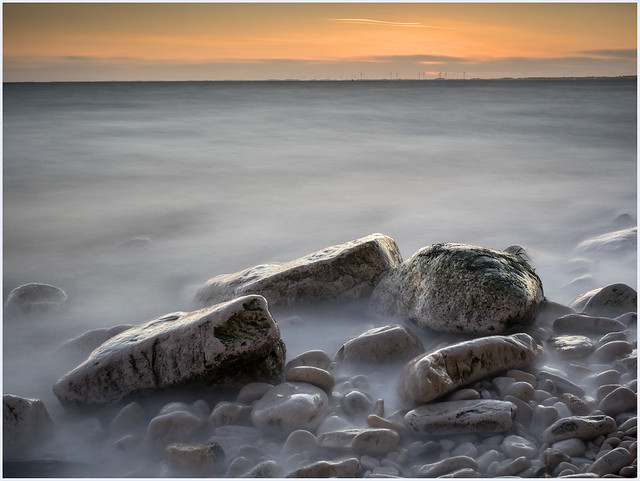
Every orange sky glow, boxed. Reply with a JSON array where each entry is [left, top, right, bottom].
[[3, 3, 637, 81]]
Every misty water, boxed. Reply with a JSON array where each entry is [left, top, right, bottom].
[[3, 79, 637, 476]]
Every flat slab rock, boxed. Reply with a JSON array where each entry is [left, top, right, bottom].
[[404, 399, 516, 436], [370, 243, 544, 333], [397, 333, 541, 405], [53, 295, 285, 409], [195, 233, 402, 308]]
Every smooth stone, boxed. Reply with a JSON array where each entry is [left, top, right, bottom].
[[208, 402, 251, 427], [554, 401, 573, 419], [397, 333, 541, 405], [282, 429, 317, 455], [366, 414, 407, 436], [110, 401, 146, 436], [240, 459, 283, 478], [552, 438, 587, 457], [317, 428, 399, 455], [505, 381, 535, 402], [495, 456, 530, 476], [3, 395, 55, 458], [452, 442, 478, 458], [53, 296, 286, 409], [543, 447, 572, 469], [225, 456, 252, 477], [145, 410, 204, 446], [158, 401, 207, 421], [587, 370, 622, 387], [446, 388, 480, 401], [250, 382, 329, 437], [537, 370, 585, 397], [506, 368, 537, 385], [411, 456, 477, 477], [575, 227, 636, 255], [597, 387, 636, 417], [504, 395, 533, 425], [4, 282, 67, 315], [597, 331, 628, 346], [439, 467, 477, 478], [285, 366, 334, 392], [286, 457, 360, 477], [546, 335, 595, 359], [501, 434, 538, 457], [530, 405, 559, 437], [581, 283, 637, 318], [370, 243, 543, 333], [590, 340, 633, 362], [541, 415, 617, 444], [195, 233, 402, 307], [316, 414, 352, 436], [342, 390, 373, 415], [476, 449, 500, 473], [404, 399, 516, 435], [285, 350, 331, 371], [589, 447, 634, 476], [236, 382, 274, 405], [553, 313, 627, 334], [113, 434, 141, 452], [165, 442, 224, 473], [615, 312, 636, 326], [333, 324, 424, 364], [56, 324, 134, 362]]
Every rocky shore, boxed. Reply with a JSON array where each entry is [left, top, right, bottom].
[[3, 230, 637, 478]]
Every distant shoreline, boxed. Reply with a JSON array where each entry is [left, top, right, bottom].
[[3, 75, 637, 84]]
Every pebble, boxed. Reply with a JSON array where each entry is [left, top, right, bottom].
[[546, 335, 595, 359], [241, 459, 283, 478], [439, 467, 477, 477], [165, 442, 224, 473], [587, 370, 622, 387], [110, 401, 146, 436], [285, 349, 332, 370], [235, 382, 273, 405], [145, 410, 204, 446], [506, 381, 535, 401], [591, 340, 633, 363], [543, 447, 572, 469], [411, 456, 477, 477], [404, 399, 516, 435], [250, 382, 329, 436], [537, 370, 585, 397], [285, 365, 335, 392], [552, 438, 587, 456], [452, 441, 477, 458], [366, 414, 407, 436], [281, 429, 317, 455], [589, 447, 634, 476], [561, 393, 592, 416], [446, 388, 480, 401], [505, 395, 533, 424], [333, 324, 424, 364], [316, 428, 399, 455], [501, 434, 538, 457], [597, 387, 637, 417], [541, 415, 617, 444], [530, 404, 559, 437], [495, 455, 530, 476], [476, 449, 500, 473], [209, 402, 251, 427], [506, 369, 537, 385], [553, 313, 627, 334], [342, 389, 373, 415]]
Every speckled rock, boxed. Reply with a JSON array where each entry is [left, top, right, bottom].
[[575, 283, 637, 318], [333, 324, 424, 364], [404, 399, 516, 435], [195, 233, 402, 307], [541, 415, 617, 443], [411, 456, 477, 477], [589, 447, 634, 476], [3, 395, 55, 458], [546, 335, 595, 359], [53, 295, 285, 409], [4, 282, 67, 316], [250, 382, 329, 437], [317, 428, 399, 455], [286, 457, 360, 478], [597, 387, 636, 417], [370, 243, 543, 333], [397, 333, 541, 405], [165, 442, 224, 473], [553, 313, 627, 334]]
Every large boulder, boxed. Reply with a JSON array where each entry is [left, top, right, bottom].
[[397, 333, 541, 406], [370, 243, 543, 334], [53, 295, 285, 409], [4, 282, 67, 316], [3, 395, 55, 458], [195, 233, 402, 308]]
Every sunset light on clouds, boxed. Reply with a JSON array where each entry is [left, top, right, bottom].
[[3, 3, 637, 81]]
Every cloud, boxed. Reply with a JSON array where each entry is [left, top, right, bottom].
[[579, 49, 637, 59], [327, 18, 454, 29]]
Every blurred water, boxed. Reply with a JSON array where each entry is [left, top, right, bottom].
[[3, 79, 637, 424]]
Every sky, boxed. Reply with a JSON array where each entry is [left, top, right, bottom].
[[2, 2, 637, 81]]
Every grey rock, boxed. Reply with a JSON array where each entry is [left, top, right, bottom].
[[501, 434, 538, 457], [57, 324, 135, 363], [589, 446, 634, 476], [495, 456, 530, 476], [597, 387, 636, 417], [317, 428, 399, 455], [286, 457, 360, 478], [208, 402, 252, 427], [342, 390, 373, 415], [282, 429, 317, 455], [581, 283, 637, 318], [195, 233, 402, 307], [541, 415, 617, 444], [236, 382, 274, 405], [285, 350, 331, 371], [546, 335, 595, 359], [397, 333, 541, 405], [110, 401, 146, 436], [370, 243, 543, 333], [145, 410, 204, 446], [404, 399, 516, 435], [240, 459, 283, 478], [3, 395, 55, 458], [366, 414, 407, 436], [250, 382, 329, 437], [333, 324, 424, 364], [553, 313, 627, 334], [411, 456, 477, 477], [165, 442, 224, 474], [53, 295, 285, 408], [575, 227, 637, 255], [590, 340, 633, 363], [4, 282, 67, 316], [285, 366, 334, 392]]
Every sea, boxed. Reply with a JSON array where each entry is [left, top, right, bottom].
[[2, 79, 637, 473]]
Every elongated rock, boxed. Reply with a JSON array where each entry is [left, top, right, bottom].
[[370, 243, 543, 333], [553, 313, 626, 334], [195, 233, 402, 307], [317, 428, 399, 455], [404, 399, 516, 435], [286, 458, 360, 478], [53, 296, 285, 409], [541, 415, 617, 443], [333, 324, 424, 364], [397, 333, 541, 405], [411, 456, 477, 477]]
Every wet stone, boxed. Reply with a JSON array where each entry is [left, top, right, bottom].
[[285, 349, 332, 371], [546, 335, 595, 359], [404, 399, 516, 436], [282, 429, 317, 455], [236, 382, 273, 405], [589, 447, 634, 476], [145, 410, 204, 447], [552, 438, 587, 457], [590, 340, 633, 363], [285, 366, 335, 392], [411, 456, 477, 477], [581, 283, 637, 318], [333, 324, 424, 364], [553, 313, 627, 334], [165, 441, 224, 474], [286, 457, 360, 478], [110, 401, 146, 436], [250, 382, 329, 437], [597, 387, 637, 417], [208, 402, 252, 427], [495, 456, 530, 476], [501, 434, 538, 458], [317, 428, 400, 455], [541, 415, 617, 444]]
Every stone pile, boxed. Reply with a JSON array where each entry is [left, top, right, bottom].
[[3, 233, 637, 477]]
